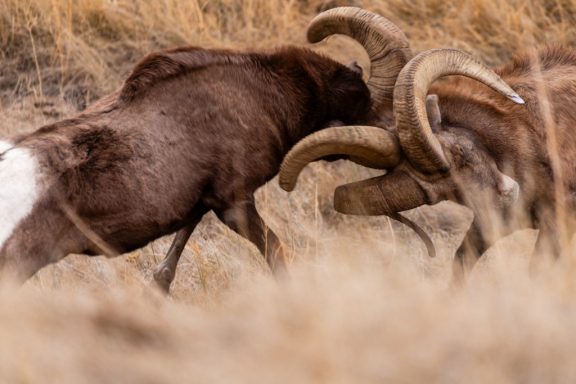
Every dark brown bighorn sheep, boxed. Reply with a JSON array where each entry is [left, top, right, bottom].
[[0, 8, 412, 289], [152, 7, 414, 292], [279, 46, 576, 280]]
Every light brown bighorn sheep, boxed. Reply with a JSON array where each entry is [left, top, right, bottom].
[[279, 46, 576, 280], [0, 8, 411, 289]]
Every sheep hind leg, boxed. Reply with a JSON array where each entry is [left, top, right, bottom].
[[153, 214, 204, 293]]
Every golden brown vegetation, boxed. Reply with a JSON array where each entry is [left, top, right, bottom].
[[2, 0, 576, 382]]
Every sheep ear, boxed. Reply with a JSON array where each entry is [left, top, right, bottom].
[[426, 94, 442, 132], [347, 61, 363, 76]]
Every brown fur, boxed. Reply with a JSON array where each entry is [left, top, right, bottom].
[[0, 45, 371, 282], [406, 46, 576, 278]]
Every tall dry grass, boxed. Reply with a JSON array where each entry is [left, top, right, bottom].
[[2, 0, 576, 382], [2, 0, 576, 104], [0, 0, 314, 104]]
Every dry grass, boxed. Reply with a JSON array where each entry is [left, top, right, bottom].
[[2, 0, 576, 382]]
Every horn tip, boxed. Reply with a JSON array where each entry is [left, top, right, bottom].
[[509, 94, 525, 105], [279, 179, 296, 192]]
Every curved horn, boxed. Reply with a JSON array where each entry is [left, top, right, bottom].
[[279, 126, 401, 192], [333, 171, 430, 215], [308, 7, 412, 109], [389, 212, 436, 258], [334, 172, 436, 257], [393, 48, 525, 174], [333, 172, 436, 257]]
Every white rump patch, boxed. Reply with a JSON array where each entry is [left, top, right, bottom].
[[0, 141, 40, 249], [0, 140, 11, 154]]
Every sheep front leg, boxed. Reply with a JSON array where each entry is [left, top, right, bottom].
[[452, 219, 488, 286], [531, 214, 561, 271], [216, 200, 288, 276]]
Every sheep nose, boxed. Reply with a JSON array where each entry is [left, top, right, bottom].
[[498, 174, 519, 205]]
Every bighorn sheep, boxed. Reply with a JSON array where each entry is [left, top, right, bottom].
[[0, 8, 412, 288], [280, 45, 576, 280]]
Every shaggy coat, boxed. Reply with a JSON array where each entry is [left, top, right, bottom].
[[426, 46, 576, 273]]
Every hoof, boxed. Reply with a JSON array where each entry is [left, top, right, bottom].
[[153, 267, 174, 294]]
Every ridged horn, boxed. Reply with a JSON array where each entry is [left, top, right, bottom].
[[333, 171, 430, 215], [393, 48, 525, 174], [334, 172, 435, 257], [279, 126, 401, 192], [308, 7, 412, 109]]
